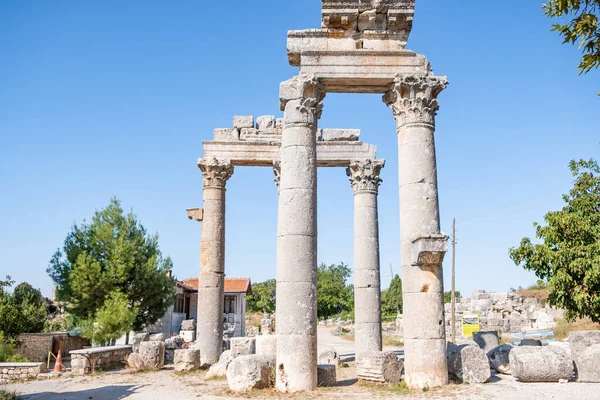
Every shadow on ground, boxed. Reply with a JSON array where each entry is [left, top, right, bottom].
[[22, 384, 145, 400]]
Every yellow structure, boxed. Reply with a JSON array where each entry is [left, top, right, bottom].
[[462, 312, 481, 338]]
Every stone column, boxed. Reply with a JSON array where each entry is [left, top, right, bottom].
[[196, 157, 234, 366], [276, 74, 325, 392], [383, 74, 449, 389], [346, 159, 385, 360]]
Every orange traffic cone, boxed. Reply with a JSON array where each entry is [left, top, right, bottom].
[[53, 349, 63, 373]]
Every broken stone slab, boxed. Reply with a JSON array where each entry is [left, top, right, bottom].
[[447, 343, 491, 383], [256, 115, 276, 130], [213, 128, 239, 142], [148, 333, 164, 342], [226, 355, 275, 392], [174, 349, 201, 372], [239, 128, 260, 141], [180, 319, 196, 331], [318, 345, 340, 367], [129, 342, 165, 371], [165, 336, 185, 350], [131, 332, 149, 353], [473, 331, 500, 354], [256, 335, 277, 359], [230, 337, 256, 358], [206, 350, 234, 379], [519, 339, 542, 346], [509, 346, 573, 382], [569, 331, 600, 383], [233, 116, 254, 129], [487, 344, 512, 375], [322, 128, 360, 142], [356, 351, 403, 383], [317, 364, 337, 387]]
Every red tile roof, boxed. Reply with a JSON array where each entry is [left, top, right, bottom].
[[182, 277, 252, 295]]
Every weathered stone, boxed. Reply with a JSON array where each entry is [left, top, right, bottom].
[[174, 349, 200, 372], [519, 339, 542, 346], [233, 116, 254, 129], [206, 350, 233, 379], [231, 337, 256, 358], [148, 333, 164, 342], [357, 351, 403, 383], [509, 346, 573, 382], [317, 364, 337, 387], [473, 331, 499, 354], [447, 343, 491, 383], [226, 355, 275, 392], [165, 336, 185, 350], [180, 319, 196, 331], [138, 341, 165, 370], [213, 128, 239, 142], [322, 128, 360, 142], [569, 331, 600, 382], [318, 345, 340, 367], [131, 332, 149, 353], [180, 330, 196, 343], [256, 335, 277, 359], [256, 115, 276, 130], [487, 344, 512, 375], [127, 353, 156, 372]]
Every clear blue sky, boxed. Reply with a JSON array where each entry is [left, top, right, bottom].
[[1, 1, 598, 298]]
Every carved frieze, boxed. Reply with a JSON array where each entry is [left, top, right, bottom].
[[411, 234, 448, 267], [346, 159, 385, 193], [197, 157, 234, 189]]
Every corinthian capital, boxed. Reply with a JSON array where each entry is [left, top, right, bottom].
[[197, 157, 234, 188], [346, 159, 385, 194], [273, 161, 281, 193], [383, 74, 448, 127], [280, 75, 326, 124]]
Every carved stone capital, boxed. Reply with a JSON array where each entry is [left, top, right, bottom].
[[186, 208, 204, 222], [273, 161, 281, 193], [280, 75, 326, 124], [197, 157, 234, 189], [411, 234, 448, 267], [383, 74, 448, 128], [346, 159, 385, 194]]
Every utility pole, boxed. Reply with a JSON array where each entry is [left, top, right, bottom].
[[451, 218, 456, 343]]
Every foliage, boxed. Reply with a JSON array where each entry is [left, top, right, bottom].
[[553, 317, 600, 340], [246, 279, 276, 314], [443, 291, 462, 304], [0, 332, 29, 363], [43, 314, 76, 333], [0, 390, 22, 400], [81, 291, 137, 345], [543, 0, 600, 78], [510, 159, 600, 322], [0, 279, 47, 339], [47, 198, 176, 331], [317, 263, 353, 320], [381, 275, 403, 316]]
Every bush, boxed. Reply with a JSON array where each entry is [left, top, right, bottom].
[[0, 390, 22, 400], [0, 332, 29, 363]]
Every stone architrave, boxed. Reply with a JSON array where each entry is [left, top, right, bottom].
[[346, 159, 385, 359], [276, 74, 325, 392], [196, 157, 234, 366], [383, 73, 449, 389]]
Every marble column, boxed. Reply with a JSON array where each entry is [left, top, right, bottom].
[[346, 159, 385, 360], [276, 74, 325, 392], [383, 74, 449, 389], [196, 157, 234, 366]]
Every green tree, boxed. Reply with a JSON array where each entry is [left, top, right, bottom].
[[247, 279, 276, 314], [47, 198, 176, 333], [510, 159, 600, 322], [543, 1, 600, 83], [381, 274, 403, 316], [81, 291, 137, 345], [0, 279, 47, 339], [444, 291, 462, 304], [317, 262, 353, 319]]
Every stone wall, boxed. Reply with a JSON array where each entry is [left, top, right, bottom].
[[70, 345, 132, 375], [17, 333, 90, 362], [0, 362, 46, 383], [444, 290, 564, 337]]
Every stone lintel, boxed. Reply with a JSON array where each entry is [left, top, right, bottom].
[[202, 140, 376, 167], [187, 208, 204, 222], [410, 234, 448, 267]]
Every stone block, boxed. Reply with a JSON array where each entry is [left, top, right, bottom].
[[256, 115, 275, 130], [180, 319, 196, 331], [231, 337, 256, 358], [509, 346, 573, 382], [206, 350, 234, 379], [256, 335, 277, 359], [180, 330, 196, 343], [131, 332, 149, 353], [165, 336, 185, 350], [322, 128, 360, 142], [487, 344, 512, 375], [318, 345, 340, 367], [213, 128, 239, 142], [174, 349, 200, 372], [317, 364, 337, 387], [233, 116, 254, 129], [148, 333, 164, 342], [569, 331, 600, 382], [473, 331, 499, 354], [239, 128, 260, 141], [138, 341, 165, 370], [447, 343, 490, 383], [357, 351, 402, 383], [226, 354, 275, 392]]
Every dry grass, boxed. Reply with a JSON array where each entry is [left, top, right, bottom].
[[382, 336, 404, 347], [245, 312, 263, 329], [553, 317, 600, 341], [516, 288, 549, 302]]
